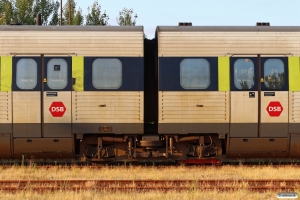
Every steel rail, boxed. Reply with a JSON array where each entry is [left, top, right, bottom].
[[0, 187, 297, 192], [0, 180, 299, 192]]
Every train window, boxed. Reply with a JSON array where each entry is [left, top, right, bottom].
[[264, 59, 284, 90], [180, 59, 210, 89], [47, 59, 68, 90], [16, 59, 37, 90], [92, 59, 122, 89], [234, 59, 254, 90]]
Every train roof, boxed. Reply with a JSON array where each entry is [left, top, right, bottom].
[[0, 26, 143, 32], [0, 26, 144, 56], [156, 26, 300, 32], [156, 26, 300, 56]]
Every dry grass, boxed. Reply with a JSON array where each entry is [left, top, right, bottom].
[[0, 165, 299, 180], [0, 190, 285, 200], [0, 165, 299, 199]]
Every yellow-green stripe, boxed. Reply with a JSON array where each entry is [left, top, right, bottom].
[[288, 57, 300, 91], [72, 56, 84, 91], [218, 56, 230, 91], [0, 56, 12, 92]]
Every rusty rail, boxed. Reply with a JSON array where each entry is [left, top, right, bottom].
[[0, 180, 299, 192]]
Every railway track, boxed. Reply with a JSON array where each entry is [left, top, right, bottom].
[[0, 179, 299, 192]]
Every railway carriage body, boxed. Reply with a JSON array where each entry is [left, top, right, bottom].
[[0, 26, 144, 159], [0, 24, 300, 163], [156, 26, 300, 159]]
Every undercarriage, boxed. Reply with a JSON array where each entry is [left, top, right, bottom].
[[77, 134, 223, 164]]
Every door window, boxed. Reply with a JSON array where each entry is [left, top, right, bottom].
[[16, 59, 37, 90], [234, 59, 255, 90], [264, 59, 284, 90], [47, 59, 68, 90]]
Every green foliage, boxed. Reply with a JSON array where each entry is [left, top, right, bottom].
[[0, 0, 59, 25], [0, 0, 14, 25], [0, 1, 139, 27], [86, 0, 109, 26], [116, 7, 137, 26], [33, 0, 55, 25], [239, 79, 249, 89], [239, 77, 254, 90], [73, 7, 83, 25], [264, 72, 284, 90], [14, 0, 35, 24], [0, 1, 4, 24], [48, 1, 59, 25], [62, 0, 83, 25]]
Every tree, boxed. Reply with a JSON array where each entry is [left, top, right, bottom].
[[0, 1, 4, 24], [116, 7, 137, 26], [33, 0, 55, 25], [0, 0, 58, 25], [48, 0, 59, 25], [86, 0, 109, 26], [264, 72, 284, 90], [0, 0, 14, 25], [73, 7, 83, 25], [0, 0, 84, 26], [14, 0, 35, 25], [0, 13, 3, 25], [62, 0, 83, 25]]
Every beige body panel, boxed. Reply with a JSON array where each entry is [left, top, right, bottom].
[[158, 31, 300, 56], [290, 92, 300, 123], [44, 92, 71, 123], [14, 138, 73, 153], [13, 92, 40, 123], [0, 92, 11, 123], [73, 91, 144, 123], [228, 138, 288, 158], [261, 91, 288, 123], [0, 31, 143, 56], [231, 92, 258, 123], [159, 91, 229, 123], [229, 138, 288, 152]]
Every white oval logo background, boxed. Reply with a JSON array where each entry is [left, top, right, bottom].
[[276, 192, 298, 199]]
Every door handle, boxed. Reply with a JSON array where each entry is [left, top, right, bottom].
[[196, 104, 203, 107], [98, 104, 106, 107]]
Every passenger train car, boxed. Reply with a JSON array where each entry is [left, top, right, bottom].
[[0, 26, 144, 160], [156, 26, 300, 161], [0, 24, 300, 163]]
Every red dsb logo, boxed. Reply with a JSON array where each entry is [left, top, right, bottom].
[[49, 102, 66, 117], [266, 101, 283, 117]]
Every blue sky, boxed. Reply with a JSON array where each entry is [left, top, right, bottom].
[[73, 0, 300, 38]]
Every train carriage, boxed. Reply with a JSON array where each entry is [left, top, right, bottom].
[[0, 26, 144, 159], [156, 25, 300, 159], [0, 24, 300, 163]]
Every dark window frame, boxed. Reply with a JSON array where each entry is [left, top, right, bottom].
[[159, 57, 218, 91], [179, 58, 210, 89], [92, 58, 122, 90], [84, 57, 144, 91]]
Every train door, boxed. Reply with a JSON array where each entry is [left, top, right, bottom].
[[12, 56, 72, 138], [230, 56, 288, 137], [230, 57, 258, 137], [260, 57, 288, 137], [43, 57, 72, 137]]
